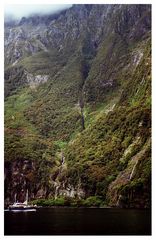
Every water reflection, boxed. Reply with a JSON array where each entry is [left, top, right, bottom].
[[4, 207, 151, 235]]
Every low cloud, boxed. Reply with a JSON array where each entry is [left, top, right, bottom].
[[5, 4, 72, 20]]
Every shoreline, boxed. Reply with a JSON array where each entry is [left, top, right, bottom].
[[4, 205, 151, 210]]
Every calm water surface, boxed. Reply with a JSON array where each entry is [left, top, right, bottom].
[[4, 207, 151, 235]]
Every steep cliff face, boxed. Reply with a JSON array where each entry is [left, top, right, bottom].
[[4, 4, 151, 207]]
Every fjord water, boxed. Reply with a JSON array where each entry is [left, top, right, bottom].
[[4, 207, 151, 235]]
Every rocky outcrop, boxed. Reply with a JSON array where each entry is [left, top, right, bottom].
[[4, 158, 85, 206], [5, 5, 151, 66], [4, 66, 27, 97], [4, 160, 35, 204], [26, 71, 49, 88], [106, 138, 151, 208]]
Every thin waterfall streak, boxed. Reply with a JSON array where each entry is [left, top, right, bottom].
[[130, 161, 138, 180]]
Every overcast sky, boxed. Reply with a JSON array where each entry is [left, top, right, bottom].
[[5, 4, 72, 19]]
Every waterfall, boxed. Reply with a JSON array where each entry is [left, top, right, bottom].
[[61, 151, 65, 165], [14, 193, 17, 203], [78, 96, 85, 130], [55, 185, 60, 199], [23, 189, 28, 205], [81, 108, 85, 130], [129, 161, 138, 180], [26, 189, 28, 203], [116, 194, 122, 207], [53, 151, 66, 199]]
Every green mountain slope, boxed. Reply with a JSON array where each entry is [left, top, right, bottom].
[[4, 4, 151, 208]]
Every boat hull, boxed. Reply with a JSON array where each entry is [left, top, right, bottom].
[[9, 206, 36, 212], [8, 190, 36, 212], [9, 208, 36, 212]]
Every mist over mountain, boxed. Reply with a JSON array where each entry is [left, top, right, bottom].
[[5, 4, 72, 20], [4, 4, 151, 208]]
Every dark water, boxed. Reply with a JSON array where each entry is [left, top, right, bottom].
[[4, 207, 151, 235]]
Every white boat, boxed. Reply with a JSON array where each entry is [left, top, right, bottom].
[[9, 190, 36, 212]]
